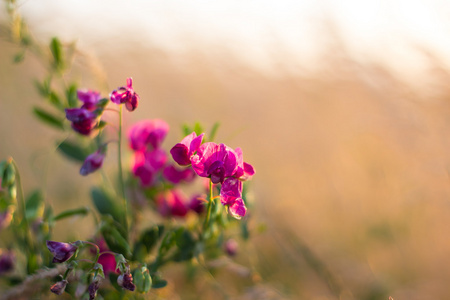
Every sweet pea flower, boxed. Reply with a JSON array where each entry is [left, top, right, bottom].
[[132, 149, 167, 187], [156, 189, 188, 218], [77, 90, 102, 111], [162, 165, 196, 184], [188, 194, 205, 214], [46, 241, 78, 263], [191, 142, 238, 184], [170, 132, 204, 166], [80, 148, 106, 176], [220, 177, 247, 219], [110, 77, 139, 112], [65, 108, 98, 135], [234, 147, 255, 181], [128, 119, 169, 151]]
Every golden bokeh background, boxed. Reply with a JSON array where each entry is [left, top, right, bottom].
[[2, 1, 450, 299]]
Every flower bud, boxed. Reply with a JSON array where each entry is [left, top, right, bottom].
[[0, 250, 15, 274], [50, 280, 68, 295], [224, 239, 238, 257], [80, 149, 106, 176], [117, 272, 136, 291], [88, 278, 101, 300], [46, 240, 77, 263]]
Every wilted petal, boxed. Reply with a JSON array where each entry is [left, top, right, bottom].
[[50, 280, 68, 295], [118, 273, 136, 291]]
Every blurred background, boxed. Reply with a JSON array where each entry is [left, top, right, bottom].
[[2, 0, 450, 299]]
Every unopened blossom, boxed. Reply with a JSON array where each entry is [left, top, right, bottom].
[[128, 119, 169, 151], [46, 240, 77, 263], [50, 280, 68, 295], [170, 132, 204, 166], [191, 142, 238, 184], [162, 165, 196, 184], [224, 239, 238, 256], [117, 272, 136, 291], [110, 77, 139, 112], [80, 148, 106, 176], [77, 90, 102, 111], [88, 278, 101, 300], [65, 108, 98, 135], [157, 189, 188, 218], [132, 149, 167, 187], [234, 147, 255, 181], [0, 250, 15, 274]]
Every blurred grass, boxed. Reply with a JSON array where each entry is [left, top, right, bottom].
[[2, 22, 450, 299]]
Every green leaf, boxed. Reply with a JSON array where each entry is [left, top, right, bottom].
[[34, 78, 51, 97], [50, 37, 64, 70], [13, 51, 25, 63], [102, 225, 131, 258], [182, 124, 191, 136], [151, 278, 167, 289], [66, 84, 79, 108], [25, 190, 44, 220], [48, 91, 63, 110], [173, 228, 196, 262], [193, 122, 204, 136], [208, 122, 220, 142], [53, 207, 89, 221], [57, 140, 88, 162], [134, 266, 151, 293], [33, 107, 64, 130], [91, 188, 124, 226], [133, 225, 164, 261]]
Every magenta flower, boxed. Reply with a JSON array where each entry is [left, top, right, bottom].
[[128, 119, 169, 151], [170, 132, 204, 166], [77, 90, 102, 111], [162, 165, 195, 184], [110, 77, 139, 112], [156, 189, 188, 218], [220, 177, 247, 219], [191, 142, 238, 184], [234, 147, 255, 181], [80, 148, 106, 176], [46, 240, 78, 263], [65, 108, 98, 135], [132, 149, 167, 187], [92, 238, 117, 275]]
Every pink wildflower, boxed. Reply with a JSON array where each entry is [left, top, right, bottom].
[[191, 142, 238, 184], [220, 177, 247, 219], [110, 77, 139, 112], [234, 147, 255, 181], [128, 119, 169, 151], [156, 189, 188, 218], [132, 149, 167, 187], [170, 132, 204, 166]]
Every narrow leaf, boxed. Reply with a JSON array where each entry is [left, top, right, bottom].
[[33, 107, 64, 130], [57, 140, 88, 162]]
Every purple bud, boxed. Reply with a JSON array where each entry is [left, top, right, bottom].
[[117, 272, 136, 291], [88, 278, 101, 300], [0, 250, 15, 274], [224, 239, 238, 256], [80, 150, 105, 176], [46, 241, 77, 263], [50, 280, 68, 295]]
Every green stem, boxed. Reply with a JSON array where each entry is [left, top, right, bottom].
[[117, 105, 128, 231], [203, 180, 214, 234]]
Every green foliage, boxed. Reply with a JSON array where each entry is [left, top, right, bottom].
[[57, 140, 89, 162], [32, 106, 64, 129]]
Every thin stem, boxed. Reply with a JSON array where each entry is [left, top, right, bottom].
[[203, 180, 214, 234], [117, 105, 128, 232]]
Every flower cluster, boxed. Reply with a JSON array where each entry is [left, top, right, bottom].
[[128, 120, 203, 218], [171, 134, 255, 219]]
